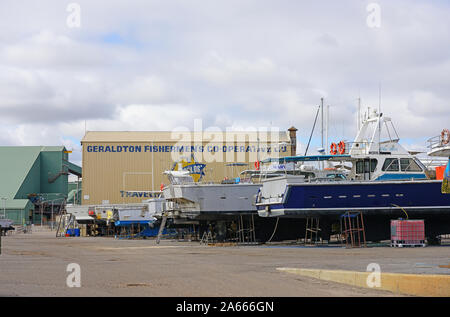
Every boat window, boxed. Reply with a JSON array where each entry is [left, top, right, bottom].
[[356, 159, 377, 174], [356, 161, 364, 174], [382, 158, 399, 171], [400, 158, 423, 172], [365, 159, 377, 173]]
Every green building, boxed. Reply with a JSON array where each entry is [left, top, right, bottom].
[[0, 146, 82, 225]]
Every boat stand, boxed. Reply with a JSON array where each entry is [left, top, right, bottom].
[[304, 217, 322, 245], [340, 211, 366, 248], [155, 212, 168, 244], [236, 214, 257, 245]]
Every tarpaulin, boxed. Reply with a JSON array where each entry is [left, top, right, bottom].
[[443, 158, 450, 194]]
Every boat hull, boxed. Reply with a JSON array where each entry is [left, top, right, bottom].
[[257, 180, 450, 217], [163, 183, 261, 220]]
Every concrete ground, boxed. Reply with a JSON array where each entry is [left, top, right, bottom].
[[0, 232, 449, 297]]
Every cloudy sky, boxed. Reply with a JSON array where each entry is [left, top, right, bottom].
[[0, 0, 449, 166]]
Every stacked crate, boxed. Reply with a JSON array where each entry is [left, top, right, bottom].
[[391, 219, 426, 247]]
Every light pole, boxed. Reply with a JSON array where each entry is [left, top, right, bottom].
[[51, 200, 54, 230], [1, 197, 7, 219]]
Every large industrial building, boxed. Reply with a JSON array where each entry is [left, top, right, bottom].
[[81, 128, 297, 205], [0, 146, 82, 225]]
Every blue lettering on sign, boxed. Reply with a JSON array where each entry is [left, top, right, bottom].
[[120, 190, 160, 198], [87, 145, 143, 153], [86, 144, 286, 153]]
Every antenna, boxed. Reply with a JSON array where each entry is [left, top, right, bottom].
[[378, 83, 382, 154], [321, 97, 324, 149], [358, 96, 361, 131], [304, 105, 320, 156], [326, 105, 330, 153]]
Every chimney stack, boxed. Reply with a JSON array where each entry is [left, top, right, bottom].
[[288, 126, 298, 156]]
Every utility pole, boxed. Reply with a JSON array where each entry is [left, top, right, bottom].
[[1, 198, 6, 219], [51, 201, 54, 231], [326, 105, 330, 153]]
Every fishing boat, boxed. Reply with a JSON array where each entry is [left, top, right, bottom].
[[427, 128, 450, 195], [256, 109, 450, 243], [427, 129, 450, 158], [159, 165, 312, 242]]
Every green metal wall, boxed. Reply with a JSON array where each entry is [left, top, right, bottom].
[[40, 150, 69, 196], [15, 155, 41, 199], [0, 146, 80, 225], [3, 201, 34, 225]]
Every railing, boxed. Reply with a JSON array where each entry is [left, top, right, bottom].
[[427, 135, 447, 151]]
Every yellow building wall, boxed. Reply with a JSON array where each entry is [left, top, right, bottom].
[[81, 138, 290, 205]]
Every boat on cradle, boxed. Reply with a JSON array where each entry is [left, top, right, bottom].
[[159, 165, 318, 242], [427, 129, 450, 158], [162, 170, 261, 221], [64, 203, 158, 237], [256, 109, 450, 243], [427, 128, 450, 195]]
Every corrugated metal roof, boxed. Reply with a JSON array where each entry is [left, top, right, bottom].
[[0, 146, 74, 199], [0, 199, 32, 210], [41, 146, 66, 152], [81, 130, 291, 143], [0, 147, 42, 198]]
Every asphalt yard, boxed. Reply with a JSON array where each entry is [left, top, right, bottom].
[[1, 232, 449, 297]]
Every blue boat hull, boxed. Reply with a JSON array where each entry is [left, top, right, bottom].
[[258, 180, 450, 216], [257, 180, 450, 241]]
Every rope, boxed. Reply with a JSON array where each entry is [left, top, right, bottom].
[[391, 204, 409, 219], [266, 217, 280, 243]]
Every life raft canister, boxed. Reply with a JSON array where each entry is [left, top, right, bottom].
[[441, 129, 450, 145], [330, 143, 338, 155], [338, 141, 346, 155]]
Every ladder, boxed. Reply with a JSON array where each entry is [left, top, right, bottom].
[[55, 199, 69, 237], [56, 213, 74, 237], [200, 231, 214, 245]]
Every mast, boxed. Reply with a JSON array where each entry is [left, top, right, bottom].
[[358, 97, 361, 132], [321, 98, 324, 170], [378, 84, 382, 154], [326, 105, 329, 153]]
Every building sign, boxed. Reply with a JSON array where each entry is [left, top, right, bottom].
[[120, 191, 162, 198], [86, 144, 287, 153]]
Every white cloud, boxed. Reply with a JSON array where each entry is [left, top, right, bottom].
[[0, 0, 448, 158]]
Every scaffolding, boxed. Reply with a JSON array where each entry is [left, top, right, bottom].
[[29, 193, 66, 227]]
